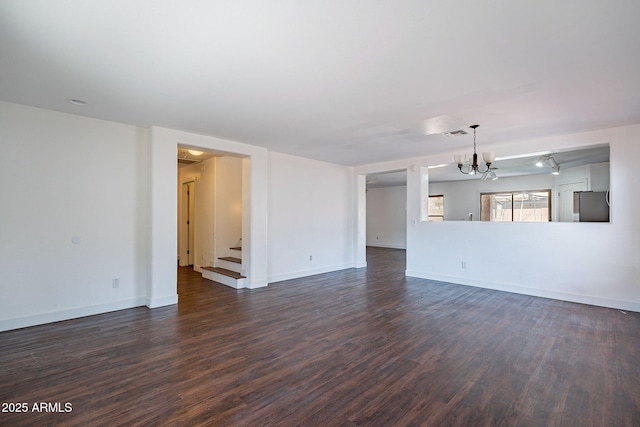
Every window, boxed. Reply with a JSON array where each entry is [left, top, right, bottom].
[[428, 195, 444, 221], [480, 190, 551, 222]]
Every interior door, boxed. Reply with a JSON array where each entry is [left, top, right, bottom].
[[180, 181, 196, 266], [187, 181, 195, 265]]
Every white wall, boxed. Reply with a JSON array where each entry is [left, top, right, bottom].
[[356, 124, 640, 312], [0, 103, 268, 330], [0, 101, 150, 330], [366, 186, 407, 249], [5, 97, 632, 332], [589, 162, 610, 191], [0, 102, 359, 331], [268, 152, 354, 282], [148, 128, 180, 307], [214, 156, 243, 261]]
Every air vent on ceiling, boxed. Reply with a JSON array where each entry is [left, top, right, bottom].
[[178, 158, 197, 165], [444, 129, 468, 136]]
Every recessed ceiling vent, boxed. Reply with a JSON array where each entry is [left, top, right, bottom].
[[444, 129, 468, 136], [178, 158, 198, 165]]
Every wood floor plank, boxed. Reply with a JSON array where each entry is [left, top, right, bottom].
[[1, 246, 639, 426]]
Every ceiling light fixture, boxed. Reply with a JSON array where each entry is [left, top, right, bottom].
[[481, 170, 498, 181], [454, 125, 496, 177], [536, 155, 560, 175], [188, 149, 204, 156]]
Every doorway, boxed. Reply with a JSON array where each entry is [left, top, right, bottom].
[[558, 180, 587, 222], [176, 150, 246, 289], [180, 180, 196, 266], [364, 169, 408, 269]]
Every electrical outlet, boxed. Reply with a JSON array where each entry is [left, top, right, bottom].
[[461, 261, 467, 269], [309, 255, 313, 261], [112, 278, 120, 288]]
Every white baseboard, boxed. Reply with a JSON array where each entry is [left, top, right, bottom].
[[405, 270, 640, 313], [0, 297, 147, 332], [269, 263, 353, 283], [146, 294, 179, 308], [366, 242, 406, 250], [245, 278, 268, 289]]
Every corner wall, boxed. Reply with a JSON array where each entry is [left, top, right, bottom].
[[356, 124, 640, 312], [0, 101, 150, 331], [0, 101, 358, 331]]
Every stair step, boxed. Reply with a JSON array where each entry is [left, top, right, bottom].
[[230, 246, 242, 251], [219, 256, 241, 264], [202, 266, 245, 279], [201, 266, 246, 289]]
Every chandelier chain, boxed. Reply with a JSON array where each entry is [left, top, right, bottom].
[[473, 126, 477, 154]]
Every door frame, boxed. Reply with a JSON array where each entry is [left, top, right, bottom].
[[557, 179, 587, 222], [179, 178, 196, 267]]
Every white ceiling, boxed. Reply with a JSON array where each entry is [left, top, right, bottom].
[[1, 1, 639, 166]]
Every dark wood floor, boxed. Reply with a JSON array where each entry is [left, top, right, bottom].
[[1, 247, 639, 426]]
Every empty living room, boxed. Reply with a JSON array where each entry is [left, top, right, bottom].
[[1, 1, 639, 425]]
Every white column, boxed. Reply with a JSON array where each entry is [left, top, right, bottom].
[[147, 127, 179, 308]]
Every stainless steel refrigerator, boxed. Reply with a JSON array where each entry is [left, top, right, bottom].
[[573, 191, 610, 222]]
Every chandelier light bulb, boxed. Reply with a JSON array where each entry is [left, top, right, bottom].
[[482, 152, 496, 164], [453, 125, 497, 179]]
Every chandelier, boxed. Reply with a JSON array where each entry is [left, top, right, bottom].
[[453, 125, 497, 179]]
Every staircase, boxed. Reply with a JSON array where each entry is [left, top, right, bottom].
[[201, 246, 245, 289]]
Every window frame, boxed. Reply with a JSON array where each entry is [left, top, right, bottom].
[[480, 189, 552, 222], [428, 194, 445, 221]]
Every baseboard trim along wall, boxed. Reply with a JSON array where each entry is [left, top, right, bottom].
[[245, 279, 269, 289], [366, 242, 407, 250], [405, 270, 640, 313], [146, 294, 179, 308], [269, 263, 354, 283], [0, 297, 148, 332]]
